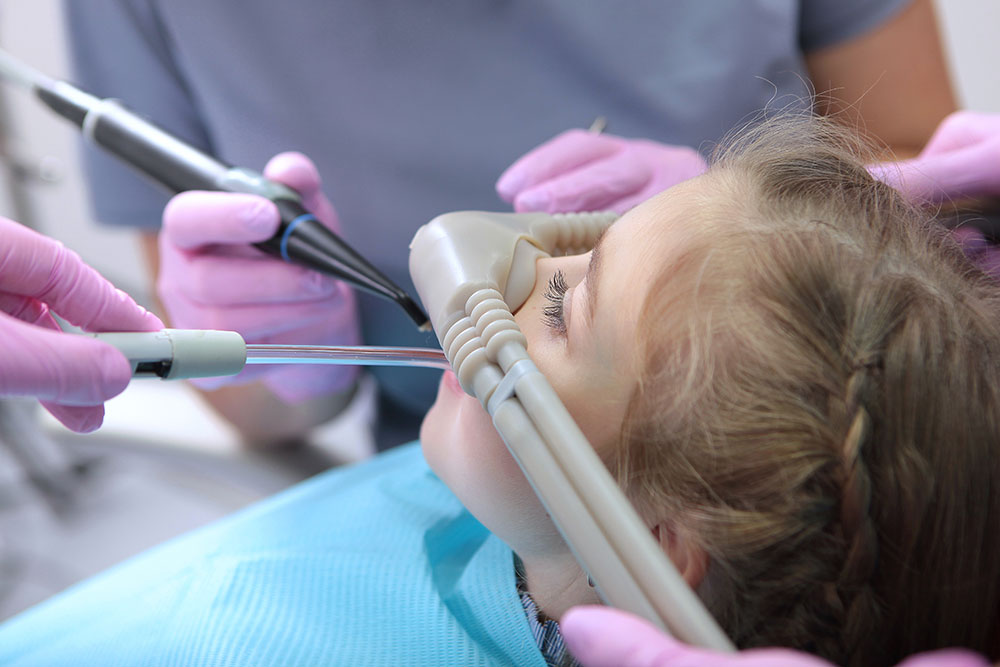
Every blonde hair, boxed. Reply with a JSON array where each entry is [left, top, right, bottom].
[[618, 113, 1000, 664]]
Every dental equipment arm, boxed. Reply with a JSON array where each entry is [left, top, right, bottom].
[[409, 211, 734, 651], [85, 329, 449, 380], [0, 49, 428, 329]]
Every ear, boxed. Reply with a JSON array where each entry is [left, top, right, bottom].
[[651, 522, 708, 589]]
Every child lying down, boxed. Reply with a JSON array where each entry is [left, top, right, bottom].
[[1, 112, 998, 666]]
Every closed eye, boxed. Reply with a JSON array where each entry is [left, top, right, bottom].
[[542, 270, 568, 336]]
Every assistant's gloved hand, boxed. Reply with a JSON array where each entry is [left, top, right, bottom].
[[496, 130, 706, 214], [159, 152, 360, 403], [870, 111, 1000, 203], [560, 606, 989, 667], [0, 217, 163, 433]]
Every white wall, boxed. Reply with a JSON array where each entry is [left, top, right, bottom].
[[0, 0, 997, 306], [935, 0, 1000, 112]]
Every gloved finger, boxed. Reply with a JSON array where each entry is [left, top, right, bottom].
[[0, 218, 162, 333], [561, 606, 690, 667], [162, 291, 348, 339], [920, 111, 1000, 157], [163, 252, 340, 306], [0, 313, 133, 406], [873, 138, 1000, 203], [0, 295, 124, 431], [513, 150, 651, 213], [497, 129, 621, 202], [955, 228, 1000, 278], [162, 191, 280, 249], [0, 292, 55, 327], [263, 151, 339, 230], [896, 650, 990, 667], [40, 402, 106, 434], [867, 162, 908, 193], [589, 165, 694, 214], [561, 606, 833, 667], [952, 225, 985, 248]]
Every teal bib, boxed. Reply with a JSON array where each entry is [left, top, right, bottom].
[[0, 443, 545, 666]]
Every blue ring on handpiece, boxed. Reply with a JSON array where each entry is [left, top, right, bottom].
[[280, 213, 317, 262]]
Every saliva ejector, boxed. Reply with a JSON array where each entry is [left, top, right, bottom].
[[83, 329, 449, 379], [0, 49, 428, 329]]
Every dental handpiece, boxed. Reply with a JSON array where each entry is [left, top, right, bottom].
[[86, 329, 448, 380], [0, 49, 429, 330]]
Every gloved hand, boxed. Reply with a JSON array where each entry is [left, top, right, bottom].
[[496, 129, 707, 214], [560, 606, 989, 667], [870, 111, 1000, 203], [159, 152, 360, 403], [952, 226, 1000, 280], [0, 217, 163, 433]]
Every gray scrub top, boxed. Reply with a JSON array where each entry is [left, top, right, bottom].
[[63, 0, 910, 423]]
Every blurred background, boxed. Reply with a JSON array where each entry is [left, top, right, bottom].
[[0, 0, 996, 620]]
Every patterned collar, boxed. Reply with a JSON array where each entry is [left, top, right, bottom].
[[514, 556, 580, 667]]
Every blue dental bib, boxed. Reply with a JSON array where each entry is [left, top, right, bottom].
[[0, 443, 546, 666]]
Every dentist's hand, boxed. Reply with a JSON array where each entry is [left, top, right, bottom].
[[497, 130, 706, 214], [0, 217, 163, 432], [560, 606, 989, 667], [870, 111, 1000, 203], [158, 152, 360, 403]]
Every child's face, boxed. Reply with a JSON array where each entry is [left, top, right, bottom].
[[420, 178, 704, 551]]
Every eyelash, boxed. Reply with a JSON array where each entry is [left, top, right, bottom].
[[542, 270, 569, 336]]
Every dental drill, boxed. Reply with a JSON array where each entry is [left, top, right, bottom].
[[0, 49, 428, 329], [410, 211, 735, 650]]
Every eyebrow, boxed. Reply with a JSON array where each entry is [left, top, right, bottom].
[[583, 228, 608, 328]]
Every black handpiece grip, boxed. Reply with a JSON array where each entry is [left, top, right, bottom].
[[256, 198, 418, 306], [254, 198, 336, 271]]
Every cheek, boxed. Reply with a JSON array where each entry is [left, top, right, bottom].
[[420, 375, 526, 502]]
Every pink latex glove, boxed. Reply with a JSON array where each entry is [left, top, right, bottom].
[[952, 226, 1000, 281], [0, 217, 163, 433], [159, 152, 360, 403], [560, 606, 989, 667], [870, 111, 1000, 203], [496, 129, 707, 214]]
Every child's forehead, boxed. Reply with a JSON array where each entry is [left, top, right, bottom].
[[595, 186, 707, 311], [612, 177, 722, 250]]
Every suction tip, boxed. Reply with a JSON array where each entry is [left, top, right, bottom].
[[397, 294, 431, 331]]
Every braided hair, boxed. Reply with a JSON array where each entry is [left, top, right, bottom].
[[616, 112, 1000, 665]]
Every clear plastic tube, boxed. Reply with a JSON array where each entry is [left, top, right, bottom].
[[245, 344, 450, 370]]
